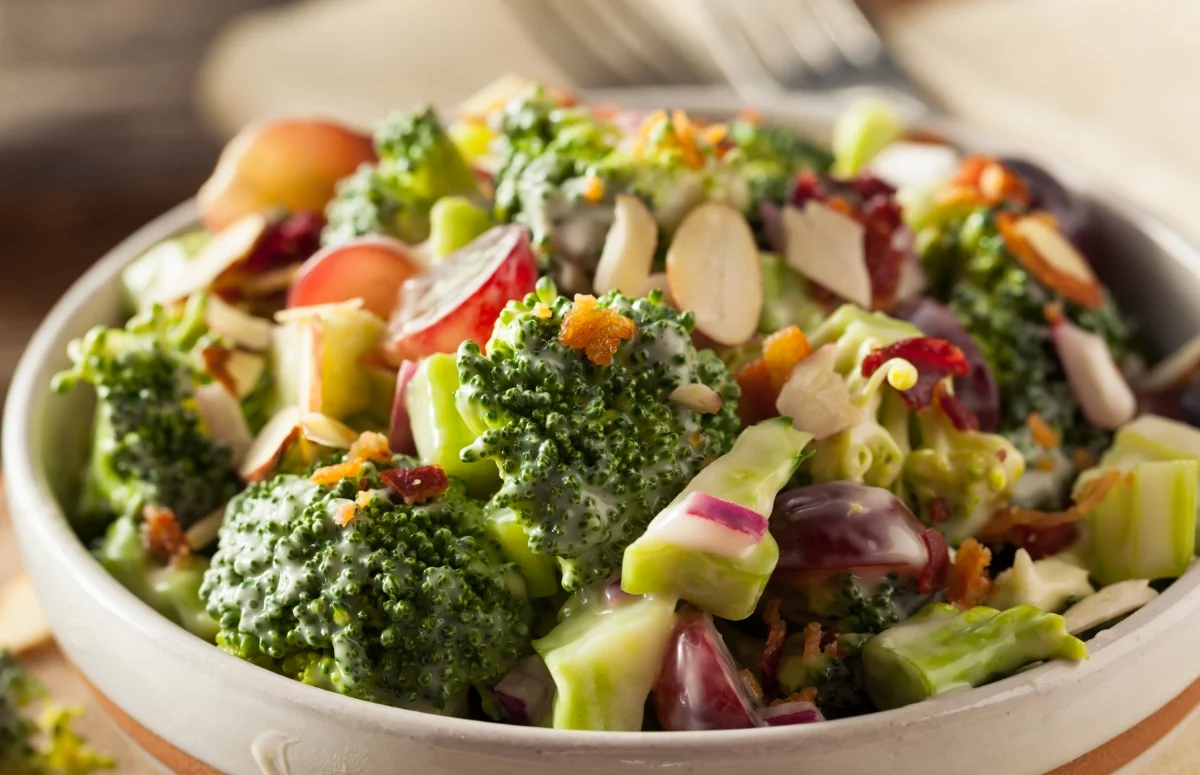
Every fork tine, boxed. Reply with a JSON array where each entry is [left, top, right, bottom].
[[560, 0, 667, 86], [692, 0, 781, 96], [729, 0, 809, 84], [590, 0, 702, 85], [807, 0, 885, 68], [768, 0, 843, 76], [503, 0, 629, 87]]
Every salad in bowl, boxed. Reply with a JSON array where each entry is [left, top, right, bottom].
[[45, 77, 1200, 733]]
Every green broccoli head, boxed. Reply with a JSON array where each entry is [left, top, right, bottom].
[[51, 296, 240, 536], [456, 284, 741, 590], [324, 106, 479, 246], [726, 119, 833, 218], [921, 207, 1140, 467], [200, 458, 533, 713], [0, 651, 112, 775]]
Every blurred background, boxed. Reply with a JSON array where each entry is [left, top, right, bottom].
[[1, 0, 1197, 421]]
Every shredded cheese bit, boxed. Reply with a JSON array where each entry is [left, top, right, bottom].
[[558, 294, 636, 365], [348, 431, 393, 463], [582, 174, 606, 203], [1027, 413, 1061, 449], [311, 460, 364, 486], [762, 326, 812, 392], [670, 109, 705, 169], [947, 538, 993, 610]]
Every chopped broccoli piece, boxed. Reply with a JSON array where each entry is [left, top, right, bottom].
[[0, 651, 112, 775], [621, 418, 811, 619], [119, 230, 209, 314], [533, 593, 676, 730], [51, 296, 240, 536], [323, 106, 479, 246], [726, 120, 833, 221], [758, 252, 826, 335], [862, 602, 1087, 710], [803, 573, 907, 635], [830, 99, 904, 179], [200, 458, 532, 713], [456, 284, 740, 590], [95, 514, 218, 640], [428, 196, 493, 259], [1083, 460, 1198, 586]]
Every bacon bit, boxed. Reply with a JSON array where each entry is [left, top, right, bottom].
[[763, 326, 812, 392], [1007, 523, 1079, 560], [945, 155, 1030, 207], [1043, 302, 1065, 326], [334, 502, 358, 527], [1074, 447, 1097, 472], [980, 467, 1122, 543], [140, 505, 190, 563], [995, 212, 1104, 309], [770, 688, 818, 707], [670, 110, 705, 169], [946, 538, 993, 610], [200, 345, 238, 396], [861, 337, 970, 411], [733, 358, 779, 426], [997, 449, 1009, 462], [311, 459, 365, 486], [758, 598, 788, 695], [934, 382, 980, 432], [1027, 413, 1060, 449], [929, 499, 951, 524], [739, 669, 764, 704], [800, 622, 825, 666], [917, 528, 951, 594], [558, 294, 637, 365], [348, 431, 392, 463], [381, 465, 450, 505], [582, 174, 606, 203]]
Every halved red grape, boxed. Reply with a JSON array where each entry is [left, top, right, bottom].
[[654, 607, 763, 731]]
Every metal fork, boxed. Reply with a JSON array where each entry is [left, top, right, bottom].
[[503, 0, 936, 114]]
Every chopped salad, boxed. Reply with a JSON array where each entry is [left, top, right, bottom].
[[50, 77, 1200, 730]]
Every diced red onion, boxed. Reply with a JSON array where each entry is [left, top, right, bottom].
[[1052, 319, 1136, 429], [758, 701, 825, 726], [495, 656, 554, 726], [388, 360, 420, 455], [646, 491, 768, 557]]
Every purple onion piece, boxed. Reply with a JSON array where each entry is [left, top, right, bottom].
[[758, 701, 825, 726], [494, 656, 554, 726], [647, 491, 769, 557], [759, 200, 786, 254]]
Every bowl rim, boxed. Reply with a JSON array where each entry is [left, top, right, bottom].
[[6, 99, 1200, 754]]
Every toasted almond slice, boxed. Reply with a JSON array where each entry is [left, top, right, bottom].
[[666, 202, 762, 346], [1053, 319, 1137, 429], [775, 345, 861, 440], [239, 406, 302, 482], [206, 295, 274, 351], [783, 202, 871, 309], [996, 212, 1103, 309], [194, 382, 253, 467], [184, 506, 227, 551], [235, 263, 303, 297], [152, 214, 268, 303], [299, 412, 359, 449], [669, 384, 723, 414], [225, 350, 267, 399], [593, 194, 658, 296], [0, 574, 51, 654], [1062, 579, 1157, 635], [1139, 331, 1200, 392], [273, 297, 365, 323]]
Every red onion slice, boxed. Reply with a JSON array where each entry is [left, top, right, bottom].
[[758, 700, 825, 726], [646, 491, 769, 557], [1052, 319, 1136, 429], [387, 360, 420, 455]]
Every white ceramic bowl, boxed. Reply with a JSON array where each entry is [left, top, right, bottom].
[[7, 100, 1200, 775]]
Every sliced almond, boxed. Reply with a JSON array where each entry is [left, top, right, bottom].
[[893, 255, 928, 306], [1062, 579, 1157, 635], [239, 406, 302, 482], [194, 382, 253, 467], [299, 412, 359, 449], [236, 263, 303, 297], [225, 350, 267, 399], [666, 202, 762, 346], [152, 214, 268, 303], [184, 506, 227, 551], [997, 212, 1103, 309], [593, 194, 658, 296], [0, 574, 52, 654], [1053, 319, 1137, 429], [273, 297, 365, 324], [783, 202, 871, 309], [669, 383, 722, 414], [206, 295, 274, 351], [1139, 331, 1200, 392], [775, 345, 861, 440]]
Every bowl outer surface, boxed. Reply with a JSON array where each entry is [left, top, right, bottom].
[[7, 103, 1200, 775]]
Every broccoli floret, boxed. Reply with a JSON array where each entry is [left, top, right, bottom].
[[726, 119, 833, 221], [921, 208, 1141, 470], [323, 106, 479, 246], [456, 284, 740, 590], [200, 458, 533, 713], [51, 296, 240, 536], [0, 651, 112, 775]]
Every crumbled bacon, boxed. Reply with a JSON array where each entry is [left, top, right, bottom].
[[758, 598, 788, 696], [946, 538, 992, 610], [928, 499, 950, 523], [980, 467, 1121, 545], [934, 382, 980, 432], [140, 505, 189, 563], [762, 326, 812, 392], [348, 431, 393, 463], [200, 345, 238, 396], [382, 465, 450, 505], [311, 460, 365, 486], [801, 621, 824, 665], [1073, 447, 1097, 472], [1005, 523, 1079, 560], [916, 527, 950, 595], [939, 155, 1030, 208], [733, 358, 778, 426], [558, 294, 636, 365], [860, 337, 970, 411], [335, 502, 358, 527], [770, 687, 818, 707]]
